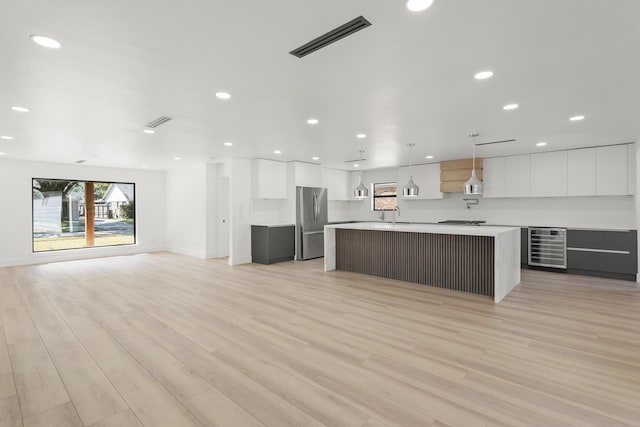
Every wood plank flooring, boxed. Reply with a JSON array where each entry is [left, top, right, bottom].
[[0, 252, 639, 427]]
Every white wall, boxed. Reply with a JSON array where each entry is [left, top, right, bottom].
[[251, 199, 289, 225], [349, 167, 635, 229], [165, 164, 207, 258], [229, 158, 252, 265], [0, 158, 166, 267], [205, 163, 220, 258], [634, 140, 640, 281], [328, 201, 352, 222]]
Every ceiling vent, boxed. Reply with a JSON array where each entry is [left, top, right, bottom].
[[145, 116, 173, 128], [290, 16, 372, 58]]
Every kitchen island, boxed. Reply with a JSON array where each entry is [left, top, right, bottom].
[[324, 222, 521, 303]]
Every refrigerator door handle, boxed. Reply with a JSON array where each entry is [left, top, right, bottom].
[[313, 193, 318, 221]]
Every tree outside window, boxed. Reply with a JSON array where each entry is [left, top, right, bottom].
[[32, 178, 136, 252]]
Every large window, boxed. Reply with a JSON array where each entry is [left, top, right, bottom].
[[32, 179, 136, 252], [372, 182, 397, 211]]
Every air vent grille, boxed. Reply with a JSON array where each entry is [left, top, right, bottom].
[[290, 16, 371, 58], [145, 116, 173, 128]]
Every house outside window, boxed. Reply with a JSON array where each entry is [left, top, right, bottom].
[[372, 182, 397, 211], [32, 179, 136, 252]]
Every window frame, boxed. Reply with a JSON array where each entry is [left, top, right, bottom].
[[31, 178, 137, 253], [371, 181, 398, 212]]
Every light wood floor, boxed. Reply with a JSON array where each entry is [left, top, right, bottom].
[[1, 253, 639, 427]]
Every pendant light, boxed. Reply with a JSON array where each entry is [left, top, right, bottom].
[[353, 150, 369, 199], [463, 132, 484, 195], [402, 143, 419, 197]]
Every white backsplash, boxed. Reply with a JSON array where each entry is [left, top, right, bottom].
[[347, 193, 635, 229]]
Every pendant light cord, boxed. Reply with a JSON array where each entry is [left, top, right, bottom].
[[408, 143, 414, 178], [470, 133, 479, 174]]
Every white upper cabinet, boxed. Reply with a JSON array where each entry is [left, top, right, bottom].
[[628, 144, 636, 195], [483, 157, 506, 198], [252, 159, 287, 199], [530, 151, 568, 197], [472, 144, 633, 199], [294, 162, 322, 188], [567, 148, 596, 196], [596, 145, 628, 196], [398, 163, 443, 199], [321, 168, 351, 201], [504, 155, 531, 198]]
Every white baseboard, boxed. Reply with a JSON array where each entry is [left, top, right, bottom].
[[228, 255, 252, 266], [166, 247, 206, 259], [0, 245, 166, 268]]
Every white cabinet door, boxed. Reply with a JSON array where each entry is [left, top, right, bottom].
[[294, 162, 322, 188], [504, 155, 530, 198], [321, 168, 350, 201], [397, 164, 443, 199], [415, 163, 443, 199], [628, 144, 636, 195], [596, 145, 627, 196], [567, 148, 596, 196], [483, 157, 506, 198], [530, 151, 567, 197], [252, 159, 287, 199]]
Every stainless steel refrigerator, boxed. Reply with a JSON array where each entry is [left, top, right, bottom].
[[296, 186, 328, 260]]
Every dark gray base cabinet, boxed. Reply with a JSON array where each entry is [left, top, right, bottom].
[[251, 225, 295, 265], [522, 227, 637, 282], [566, 229, 637, 282]]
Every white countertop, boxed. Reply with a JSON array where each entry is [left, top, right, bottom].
[[325, 222, 519, 237], [251, 224, 295, 227]]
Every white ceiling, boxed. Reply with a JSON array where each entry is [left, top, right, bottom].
[[1, 0, 639, 170]]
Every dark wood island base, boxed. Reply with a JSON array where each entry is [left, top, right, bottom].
[[336, 229, 496, 297]]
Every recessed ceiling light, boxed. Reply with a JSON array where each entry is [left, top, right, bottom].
[[173, 157, 182, 160], [273, 150, 282, 154], [570, 115, 585, 121], [312, 156, 320, 161], [11, 106, 30, 113], [536, 142, 548, 147], [141, 165, 148, 168], [224, 141, 233, 146], [215, 92, 231, 100], [1, 136, 14, 140], [353, 164, 360, 168], [143, 129, 155, 134], [0, 152, 6, 156], [503, 103, 519, 110], [426, 155, 434, 159], [356, 133, 367, 139], [307, 118, 319, 125], [30, 34, 61, 49], [474, 71, 494, 80], [406, 0, 434, 11]]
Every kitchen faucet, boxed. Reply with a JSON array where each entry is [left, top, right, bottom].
[[463, 198, 479, 209], [392, 205, 400, 225]]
